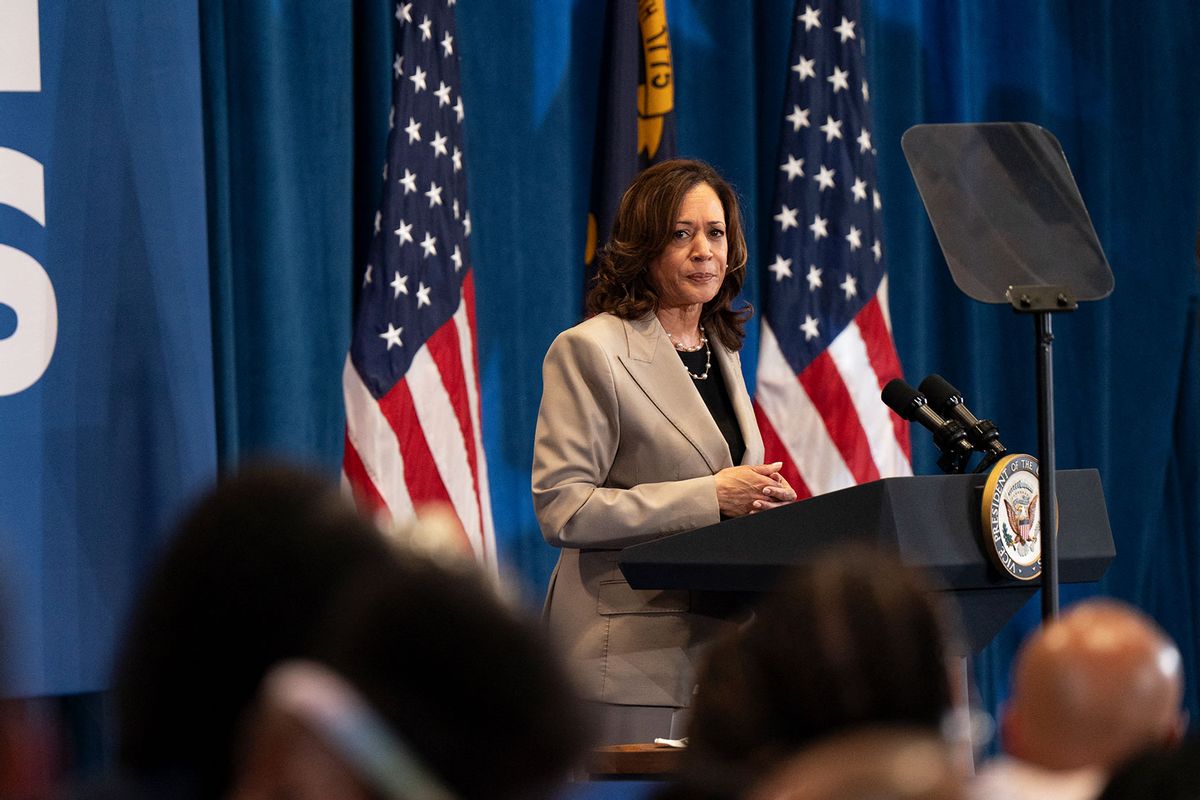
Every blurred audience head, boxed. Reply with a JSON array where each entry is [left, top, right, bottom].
[[1096, 736, 1200, 800], [743, 728, 964, 800], [1002, 598, 1186, 772], [111, 462, 395, 796], [228, 552, 586, 800], [679, 545, 960, 796]]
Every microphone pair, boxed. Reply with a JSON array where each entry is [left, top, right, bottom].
[[881, 375, 1007, 474]]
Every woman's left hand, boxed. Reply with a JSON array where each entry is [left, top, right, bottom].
[[749, 471, 797, 513]]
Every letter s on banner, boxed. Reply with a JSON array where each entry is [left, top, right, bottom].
[[0, 0, 41, 92], [0, 148, 56, 396]]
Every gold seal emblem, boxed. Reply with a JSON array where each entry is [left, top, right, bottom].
[[981, 454, 1048, 580]]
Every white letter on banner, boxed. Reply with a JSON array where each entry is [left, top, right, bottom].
[[0, 0, 42, 92], [0, 147, 55, 395], [0, 245, 57, 395]]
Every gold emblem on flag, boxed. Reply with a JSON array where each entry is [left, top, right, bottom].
[[637, 0, 673, 159]]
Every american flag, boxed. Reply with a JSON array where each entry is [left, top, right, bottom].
[[342, 0, 496, 567], [753, 0, 911, 500]]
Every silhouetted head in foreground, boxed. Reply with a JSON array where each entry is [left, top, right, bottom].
[[1002, 598, 1186, 772], [112, 462, 395, 796], [673, 546, 960, 799], [229, 554, 587, 800]]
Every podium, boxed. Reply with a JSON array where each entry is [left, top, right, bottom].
[[619, 470, 1114, 654]]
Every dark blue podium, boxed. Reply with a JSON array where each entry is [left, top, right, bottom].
[[619, 470, 1114, 653]]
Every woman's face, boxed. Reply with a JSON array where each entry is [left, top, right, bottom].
[[647, 182, 728, 311]]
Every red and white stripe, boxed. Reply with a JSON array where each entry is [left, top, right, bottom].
[[342, 273, 496, 570], [754, 277, 911, 500]]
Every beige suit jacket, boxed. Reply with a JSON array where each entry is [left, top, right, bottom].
[[532, 311, 764, 708]]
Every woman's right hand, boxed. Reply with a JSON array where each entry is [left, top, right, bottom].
[[715, 462, 788, 518]]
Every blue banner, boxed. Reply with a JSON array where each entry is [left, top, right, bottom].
[[0, 0, 216, 695]]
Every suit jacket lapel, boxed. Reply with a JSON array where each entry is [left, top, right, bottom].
[[616, 314, 733, 473]]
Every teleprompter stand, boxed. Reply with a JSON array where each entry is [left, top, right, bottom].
[[900, 123, 1115, 622]]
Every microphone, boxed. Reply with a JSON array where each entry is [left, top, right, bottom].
[[881, 379, 974, 463], [918, 374, 1007, 458]]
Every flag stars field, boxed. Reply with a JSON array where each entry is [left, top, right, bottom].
[[769, 255, 794, 282], [420, 231, 437, 257], [775, 204, 800, 231], [814, 165, 836, 191], [379, 323, 403, 350], [851, 177, 868, 202], [753, 0, 911, 501], [781, 154, 805, 180], [425, 181, 443, 207], [834, 16, 856, 42], [827, 65, 850, 93], [409, 65, 427, 91], [400, 169, 417, 194], [787, 105, 811, 131], [846, 225, 862, 251], [430, 131, 448, 157], [810, 214, 829, 240], [806, 264, 823, 291], [820, 115, 843, 141], [394, 220, 413, 245], [857, 128, 872, 153]]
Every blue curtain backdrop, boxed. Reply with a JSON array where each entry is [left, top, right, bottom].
[[198, 0, 1200, 730]]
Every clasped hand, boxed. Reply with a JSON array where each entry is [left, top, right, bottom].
[[714, 462, 797, 517]]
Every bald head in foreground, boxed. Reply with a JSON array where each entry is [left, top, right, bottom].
[[1002, 599, 1186, 772]]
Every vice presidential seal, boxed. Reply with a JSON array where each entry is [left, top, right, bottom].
[[981, 454, 1046, 580]]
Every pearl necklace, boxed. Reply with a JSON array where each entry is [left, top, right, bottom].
[[669, 324, 712, 381]]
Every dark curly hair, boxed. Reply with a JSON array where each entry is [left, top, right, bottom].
[[586, 159, 752, 351], [111, 462, 395, 796], [666, 546, 960, 799]]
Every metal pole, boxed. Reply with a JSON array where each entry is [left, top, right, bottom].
[[1035, 312, 1059, 621]]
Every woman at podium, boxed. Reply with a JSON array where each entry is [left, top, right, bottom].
[[532, 159, 796, 745]]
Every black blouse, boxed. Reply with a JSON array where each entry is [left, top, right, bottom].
[[677, 347, 746, 466]]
